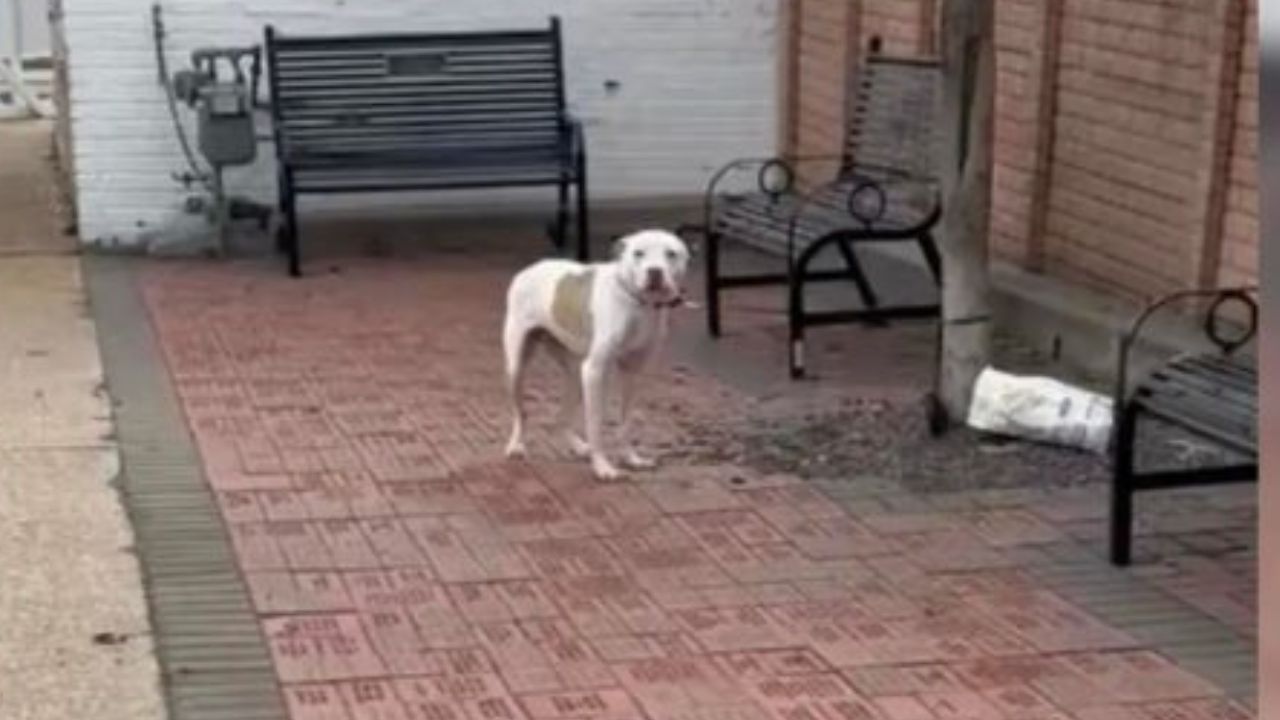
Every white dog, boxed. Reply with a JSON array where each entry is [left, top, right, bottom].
[[502, 229, 691, 480]]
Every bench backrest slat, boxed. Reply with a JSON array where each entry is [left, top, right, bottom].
[[844, 56, 939, 182], [266, 20, 567, 159]]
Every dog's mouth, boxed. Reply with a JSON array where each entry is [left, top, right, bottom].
[[643, 275, 670, 293], [646, 284, 686, 305], [627, 271, 690, 308], [652, 287, 694, 309]]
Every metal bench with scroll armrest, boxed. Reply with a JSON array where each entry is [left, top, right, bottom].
[[695, 54, 943, 378], [1110, 286, 1258, 566]]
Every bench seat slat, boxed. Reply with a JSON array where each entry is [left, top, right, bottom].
[[273, 46, 557, 61], [289, 142, 565, 163], [1136, 376, 1254, 425], [288, 131, 564, 154], [291, 162, 571, 193], [275, 52, 557, 65], [1147, 362, 1257, 412], [1133, 395, 1256, 456], [1138, 356, 1258, 406], [712, 177, 937, 254], [1133, 354, 1258, 456], [280, 115, 562, 134], [285, 129, 561, 148], [1180, 354, 1257, 388], [275, 82, 558, 100], [272, 30, 554, 50], [274, 65, 559, 83], [279, 100, 561, 118]]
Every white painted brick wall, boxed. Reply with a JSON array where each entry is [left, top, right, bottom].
[[61, 0, 781, 245]]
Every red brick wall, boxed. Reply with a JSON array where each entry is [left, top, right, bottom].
[[1040, 0, 1217, 297], [857, 0, 930, 56], [786, 0, 1259, 300], [1218, 0, 1258, 287], [991, 0, 1045, 268], [790, 0, 854, 169]]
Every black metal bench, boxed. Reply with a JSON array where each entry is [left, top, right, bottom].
[[1110, 286, 1258, 565], [698, 54, 942, 378], [265, 18, 588, 276]]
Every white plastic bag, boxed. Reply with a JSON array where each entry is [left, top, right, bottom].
[[966, 367, 1113, 455]]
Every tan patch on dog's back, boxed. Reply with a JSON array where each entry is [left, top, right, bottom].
[[551, 268, 594, 351]]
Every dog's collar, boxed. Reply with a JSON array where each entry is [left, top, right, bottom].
[[619, 282, 685, 310]]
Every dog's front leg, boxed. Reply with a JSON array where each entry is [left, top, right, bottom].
[[617, 366, 656, 470], [581, 355, 622, 480]]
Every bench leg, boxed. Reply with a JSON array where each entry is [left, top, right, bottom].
[[275, 169, 302, 277], [705, 230, 723, 338], [1110, 405, 1138, 566], [788, 259, 806, 379], [285, 202, 301, 278], [553, 180, 569, 253], [834, 239, 885, 327], [575, 167, 590, 262], [274, 168, 290, 255], [918, 231, 942, 286]]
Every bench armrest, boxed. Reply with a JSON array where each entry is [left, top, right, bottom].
[[782, 172, 942, 257], [702, 155, 850, 232], [703, 154, 850, 195], [1114, 285, 1258, 409]]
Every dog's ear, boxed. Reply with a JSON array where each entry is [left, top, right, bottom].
[[610, 233, 630, 259], [672, 225, 701, 259]]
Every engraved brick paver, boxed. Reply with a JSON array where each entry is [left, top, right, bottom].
[[139, 258, 1255, 720]]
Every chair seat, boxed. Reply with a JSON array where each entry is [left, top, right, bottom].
[[1132, 354, 1257, 456], [713, 176, 938, 256]]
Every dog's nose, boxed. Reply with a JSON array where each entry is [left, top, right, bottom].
[[645, 268, 665, 290]]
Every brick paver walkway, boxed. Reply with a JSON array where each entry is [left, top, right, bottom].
[[138, 257, 1254, 720]]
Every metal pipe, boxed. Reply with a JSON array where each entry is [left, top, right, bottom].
[[151, 2, 213, 191]]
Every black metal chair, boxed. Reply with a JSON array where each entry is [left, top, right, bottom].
[[700, 54, 943, 378], [265, 18, 588, 276], [1110, 286, 1258, 565]]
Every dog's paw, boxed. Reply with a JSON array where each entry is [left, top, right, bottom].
[[623, 450, 657, 470], [592, 458, 626, 481], [504, 440, 528, 459], [566, 433, 591, 459]]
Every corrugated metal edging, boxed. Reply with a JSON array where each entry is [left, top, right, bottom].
[[84, 256, 287, 720]]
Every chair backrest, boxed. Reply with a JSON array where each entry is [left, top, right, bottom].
[[843, 55, 939, 182], [266, 19, 567, 163]]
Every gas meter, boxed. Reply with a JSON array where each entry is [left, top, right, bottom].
[[171, 46, 261, 167], [152, 2, 273, 257]]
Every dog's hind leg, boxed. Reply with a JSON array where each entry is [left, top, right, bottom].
[[503, 317, 536, 459], [543, 340, 589, 458]]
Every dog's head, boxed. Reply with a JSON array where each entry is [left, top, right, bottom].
[[613, 229, 691, 304]]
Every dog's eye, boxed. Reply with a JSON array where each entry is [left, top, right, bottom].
[[665, 249, 677, 261], [633, 249, 645, 260]]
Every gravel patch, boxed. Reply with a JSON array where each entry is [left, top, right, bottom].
[[669, 333, 1244, 494]]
